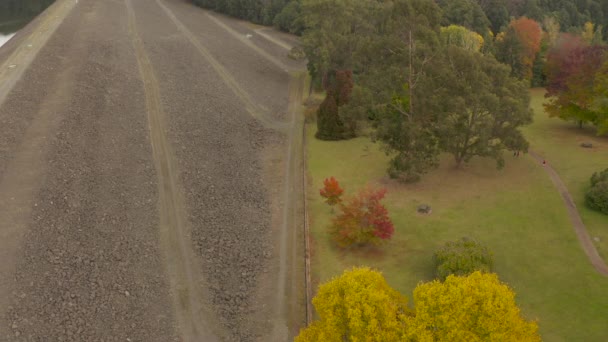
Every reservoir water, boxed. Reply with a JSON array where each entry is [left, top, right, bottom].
[[0, 0, 55, 48]]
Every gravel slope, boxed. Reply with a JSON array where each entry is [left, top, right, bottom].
[[0, 0, 305, 341], [0, 0, 177, 340]]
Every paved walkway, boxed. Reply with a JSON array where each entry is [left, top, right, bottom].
[[529, 151, 608, 276]]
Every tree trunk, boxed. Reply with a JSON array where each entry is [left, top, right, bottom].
[[454, 154, 464, 168], [409, 29, 414, 116]]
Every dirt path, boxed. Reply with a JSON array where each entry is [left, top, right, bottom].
[[529, 151, 608, 276]]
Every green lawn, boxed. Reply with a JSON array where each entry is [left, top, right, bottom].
[[305, 104, 608, 340], [524, 89, 608, 262]]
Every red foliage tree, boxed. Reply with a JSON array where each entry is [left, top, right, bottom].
[[329, 186, 394, 247], [320, 177, 344, 206], [545, 34, 587, 95], [545, 33, 608, 128], [510, 17, 542, 79]]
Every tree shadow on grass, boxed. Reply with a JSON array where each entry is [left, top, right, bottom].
[[333, 243, 387, 263]]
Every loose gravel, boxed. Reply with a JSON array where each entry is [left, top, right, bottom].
[[0, 0, 304, 341]]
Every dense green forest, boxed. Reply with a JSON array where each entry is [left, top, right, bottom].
[[192, 0, 608, 37], [191, 0, 305, 33]]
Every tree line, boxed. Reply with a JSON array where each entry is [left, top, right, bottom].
[[190, 0, 305, 34], [190, 0, 608, 39], [193, 0, 607, 181]]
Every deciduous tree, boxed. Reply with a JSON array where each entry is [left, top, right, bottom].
[[440, 25, 485, 52], [297, 269, 540, 341], [329, 186, 394, 247], [319, 176, 344, 206], [437, 46, 532, 168], [496, 17, 542, 80], [593, 59, 608, 133], [545, 34, 608, 131], [362, 0, 444, 182], [295, 267, 411, 342], [376, 89, 440, 183], [410, 272, 541, 342]]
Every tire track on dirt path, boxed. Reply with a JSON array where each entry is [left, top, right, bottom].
[[125, 1, 225, 340], [270, 71, 307, 340], [529, 150, 608, 276], [254, 28, 294, 51], [154, 0, 288, 132], [203, 12, 290, 72]]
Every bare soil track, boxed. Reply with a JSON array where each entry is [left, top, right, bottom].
[[0, 0, 307, 340], [529, 151, 608, 277]]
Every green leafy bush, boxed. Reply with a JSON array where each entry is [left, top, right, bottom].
[[590, 168, 608, 187], [586, 170, 608, 215], [434, 238, 493, 281]]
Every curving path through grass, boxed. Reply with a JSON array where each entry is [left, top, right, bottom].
[[529, 150, 608, 276]]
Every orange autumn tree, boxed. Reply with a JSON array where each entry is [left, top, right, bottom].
[[496, 17, 542, 80], [319, 177, 344, 206], [329, 186, 394, 247]]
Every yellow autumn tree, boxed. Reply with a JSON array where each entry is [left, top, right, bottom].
[[440, 25, 485, 52], [295, 267, 411, 342], [410, 271, 541, 342], [582, 22, 595, 44], [581, 21, 604, 45], [298, 269, 541, 342]]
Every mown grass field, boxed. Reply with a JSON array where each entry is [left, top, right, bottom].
[[305, 90, 608, 341], [524, 89, 608, 262]]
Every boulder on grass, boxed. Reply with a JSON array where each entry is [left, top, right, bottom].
[[581, 142, 593, 148], [417, 204, 432, 214]]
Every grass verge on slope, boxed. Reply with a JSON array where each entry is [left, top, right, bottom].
[[305, 121, 608, 341]]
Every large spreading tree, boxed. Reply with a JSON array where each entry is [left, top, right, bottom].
[[365, 0, 445, 182], [437, 46, 532, 168]]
